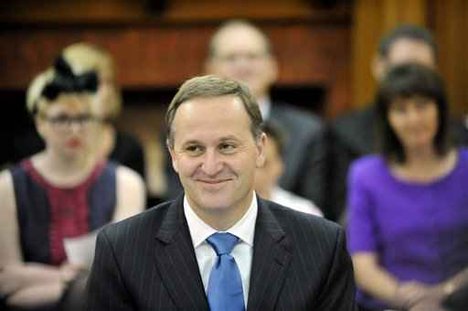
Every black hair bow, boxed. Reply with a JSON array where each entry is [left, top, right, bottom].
[[41, 56, 98, 101]]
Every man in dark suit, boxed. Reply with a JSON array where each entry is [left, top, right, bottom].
[[87, 75, 356, 310], [165, 20, 323, 203]]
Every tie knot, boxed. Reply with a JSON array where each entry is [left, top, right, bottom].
[[207, 232, 239, 256]]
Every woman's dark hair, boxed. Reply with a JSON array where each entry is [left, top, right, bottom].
[[375, 63, 450, 163]]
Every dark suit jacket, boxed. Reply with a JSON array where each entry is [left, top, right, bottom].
[[268, 102, 323, 195], [321, 105, 376, 221], [86, 196, 356, 310]]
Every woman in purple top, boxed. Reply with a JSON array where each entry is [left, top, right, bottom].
[[347, 64, 468, 311]]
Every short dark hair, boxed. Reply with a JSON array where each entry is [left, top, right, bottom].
[[378, 24, 437, 59], [375, 63, 450, 162], [166, 75, 263, 147]]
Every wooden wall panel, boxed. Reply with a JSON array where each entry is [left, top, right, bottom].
[[0, 23, 350, 117], [433, 0, 468, 116], [0, 0, 349, 24], [351, 0, 427, 109], [0, 0, 352, 193], [352, 0, 468, 116], [0, 26, 208, 89]]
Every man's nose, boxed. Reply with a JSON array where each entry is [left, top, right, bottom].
[[201, 150, 223, 176]]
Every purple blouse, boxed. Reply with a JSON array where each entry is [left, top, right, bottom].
[[347, 149, 468, 309]]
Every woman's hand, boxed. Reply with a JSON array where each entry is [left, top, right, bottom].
[[393, 281, 430, 309], [60, 262, 84, 283], [409, 301, 448, 311], [0, 264, 32, 296], [406, 284, 448, 311], [0, 262, 83, 307]]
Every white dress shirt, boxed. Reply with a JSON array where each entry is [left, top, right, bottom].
[[271, 186, 323, 217], [184, 194, 258, 307]]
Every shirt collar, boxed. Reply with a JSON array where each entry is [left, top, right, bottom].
[[184, 193, 258, 248]]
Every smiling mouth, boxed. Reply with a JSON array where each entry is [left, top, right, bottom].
[[197, 179, 231, 185]]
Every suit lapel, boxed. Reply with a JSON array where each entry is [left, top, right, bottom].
[[247, 199, 292, 311], [153, 196, 209, 310]]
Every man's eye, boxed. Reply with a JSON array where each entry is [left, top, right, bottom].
[[219, 143, 236, 153], [185, 145, 203, 155]]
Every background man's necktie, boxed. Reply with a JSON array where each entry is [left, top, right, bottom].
[[206, 232, 245, 311]]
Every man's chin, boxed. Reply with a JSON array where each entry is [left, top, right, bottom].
[[198, 199, 231, 212]]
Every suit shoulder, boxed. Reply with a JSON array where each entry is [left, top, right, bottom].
[[99, 200, 172, 242], [333, 105, 374, 132], [271, 102, 322, 130]]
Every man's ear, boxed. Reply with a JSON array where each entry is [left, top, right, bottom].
[[167, 140, 179, 173], [255, 132, 267, 168], [371, 54, 387, 82]]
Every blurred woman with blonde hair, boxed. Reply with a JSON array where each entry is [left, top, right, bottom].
[[62, 42, 146, 181], [0, 57, 145, 310]]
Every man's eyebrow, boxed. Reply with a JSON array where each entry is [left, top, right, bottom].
[[179, 136, 241, 147], [181, 140, 202, 146], [219, 135, 240, 141]]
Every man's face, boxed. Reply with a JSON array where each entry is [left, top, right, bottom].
[[374, 38, 436, 81], [169, 95, 266, 223], [206, 25, 278, 99]]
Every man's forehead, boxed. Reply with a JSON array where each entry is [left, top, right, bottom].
[[172, 96, 249, 125], [172, 124, 253, 147], [179, 134, 242, 144], [171, 96, 255, 142], [213, 26, 268, 54], [387, 39, 435, 64], [177, 95, 241, 111]]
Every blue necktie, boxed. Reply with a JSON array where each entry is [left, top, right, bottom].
[[206, 232, 245, 311]]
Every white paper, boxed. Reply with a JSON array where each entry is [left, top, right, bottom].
[[63, 231, 98, 268]]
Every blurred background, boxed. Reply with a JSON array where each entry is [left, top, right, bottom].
[[0, 0, 467, 199]]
